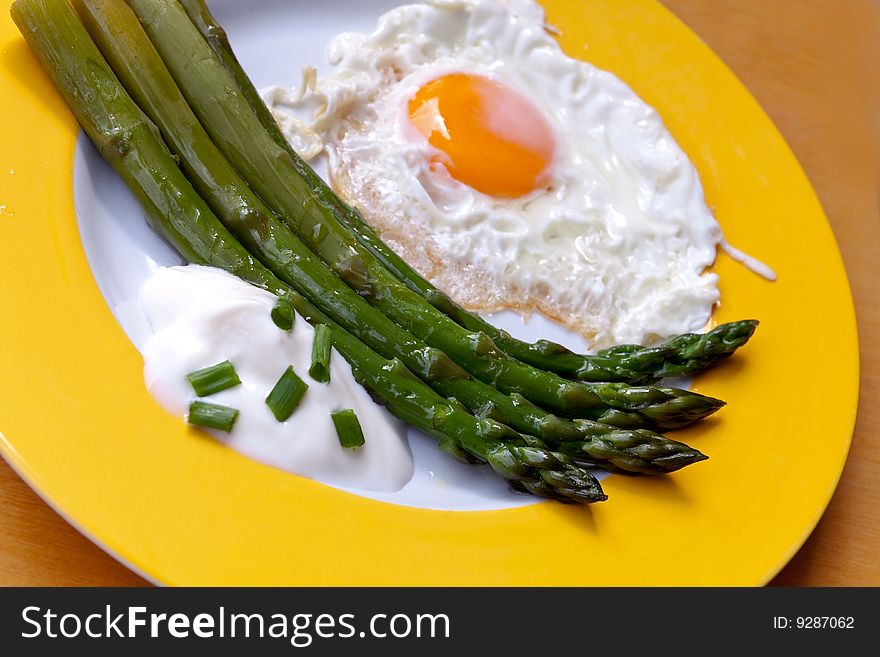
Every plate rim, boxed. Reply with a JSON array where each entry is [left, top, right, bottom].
[[0, 0, 859, 586]]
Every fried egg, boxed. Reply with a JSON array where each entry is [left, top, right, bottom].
[[266, 0, 723, 347]]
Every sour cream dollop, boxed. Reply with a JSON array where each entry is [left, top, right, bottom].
[[139, 265, 413, 492]]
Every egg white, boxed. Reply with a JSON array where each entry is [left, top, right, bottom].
[[266, 0, 722, 347]]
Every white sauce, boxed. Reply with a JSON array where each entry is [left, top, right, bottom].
[[139, 265, 413, 492]]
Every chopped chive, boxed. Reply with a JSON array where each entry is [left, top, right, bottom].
[[309, 324, 332, 383], [271, 297, 295, 331], [188, 401, 239, 433], [185, 360, 241, 397], [265, 366, 309, 421], [331, 409, 365, 449]]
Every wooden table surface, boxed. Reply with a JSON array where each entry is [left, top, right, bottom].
[[1, 0, 877, 586]]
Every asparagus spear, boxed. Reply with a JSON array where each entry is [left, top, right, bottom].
[[11, 0, 606, 502], [177, 0, 758, 384], [176, 0, 287, 151], [579, 321, 760, 384], [126, 0, 724, 427], [9, 1, 267, 281], [74, 0, 708, 476]]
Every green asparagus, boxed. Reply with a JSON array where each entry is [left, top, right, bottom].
[[126, 0, 724, 426], [75, 0, 708, 475], [350, 361, 608, 502], [177, 0, 287, 151], [177, 0, 758, 384], [12, 0, 607, 502]]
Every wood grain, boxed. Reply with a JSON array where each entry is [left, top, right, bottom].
[[1, 0, 877, 586]]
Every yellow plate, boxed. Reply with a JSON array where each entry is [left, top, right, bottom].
[[0, 0, 858, 585]]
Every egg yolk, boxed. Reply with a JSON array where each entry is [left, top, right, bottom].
[[407, 73, 556, 198]]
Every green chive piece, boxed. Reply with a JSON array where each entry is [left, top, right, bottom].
[[271, 297, 295, 331], [309, 324, 332, 383], [331, 409, 366, 449], [188, 401, 239, 433], [265, 366, 309, 421], [185, 360, 241, 397]]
